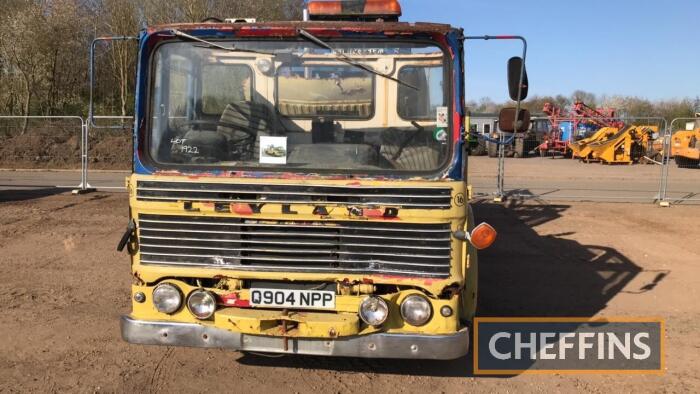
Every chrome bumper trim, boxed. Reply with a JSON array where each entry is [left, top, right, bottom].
[[120, 316, 469, 360]]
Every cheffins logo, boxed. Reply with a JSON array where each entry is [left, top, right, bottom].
[[474, 317, 664, 374]]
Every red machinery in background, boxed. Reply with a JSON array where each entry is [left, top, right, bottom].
[[571, 102, 623, 128], [538, 101, 623, 156]]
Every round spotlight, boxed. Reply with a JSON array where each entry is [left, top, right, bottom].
[[440, 305, 453, 317], [400, 295, 432, 326], [358, 296, 389, 326], [256, 58, 273, 74], [152, 283, 182, 314], [187, 290, 217, 320]]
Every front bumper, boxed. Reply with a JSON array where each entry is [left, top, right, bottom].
[[121, 315, 469, 359]]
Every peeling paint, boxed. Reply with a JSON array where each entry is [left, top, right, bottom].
[[220, 292, 250, 307], [231, 203, 253, 215]]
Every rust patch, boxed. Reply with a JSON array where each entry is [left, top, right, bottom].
[[149, 21, 454, 36], [132, 271, 145, 285]]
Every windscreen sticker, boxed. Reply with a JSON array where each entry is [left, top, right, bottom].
[[433, 128, 448, 143], [436, 106, 448, 128], [259, 136, 287, 164]]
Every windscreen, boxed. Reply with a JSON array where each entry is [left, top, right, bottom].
[[148, 40, 450, 174]]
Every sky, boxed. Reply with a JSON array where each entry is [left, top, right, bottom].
[[400, 0, 700, 103]]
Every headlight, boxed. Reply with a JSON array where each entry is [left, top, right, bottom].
[[358, 296, 389, 326], [152, 283, 182, 314], [187, 289, 217, 320], [400, 294, 432, 326]]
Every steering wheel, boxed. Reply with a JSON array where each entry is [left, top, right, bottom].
[[175, 119, 257, 150], [391, 121, 426, 161], [177, 119, 256, 140]]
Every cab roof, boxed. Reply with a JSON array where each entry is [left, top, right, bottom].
[[147, 21, 459, 36]]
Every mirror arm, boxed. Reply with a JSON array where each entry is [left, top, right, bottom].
[[513, 37, 528, 135], [462, 36, 529, 129], [89, 36, 139, 129]]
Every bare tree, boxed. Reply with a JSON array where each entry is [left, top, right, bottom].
[[102, 0, 139, 116], [571, 90, 597, 107], [0, 3, 47, 131], [0, 0, 306, 119], [142, 0, 303, 25]]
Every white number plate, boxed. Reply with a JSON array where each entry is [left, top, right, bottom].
[[250, 288, 336, 310]]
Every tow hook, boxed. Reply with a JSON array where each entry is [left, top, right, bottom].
[[117, 219, 136, 252]]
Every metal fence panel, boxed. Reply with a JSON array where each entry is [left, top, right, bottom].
[[481, 117, 671, 202], [84, 116, 133, 190], [0, 113, 695, 203], [89, 116, 133, 170], [0, 116, 85, 191], [659, 118, 700, 204]]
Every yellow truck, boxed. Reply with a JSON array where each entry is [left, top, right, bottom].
[[116, 0, 529, 359]]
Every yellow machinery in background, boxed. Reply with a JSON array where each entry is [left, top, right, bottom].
[[671, 116, 700, 167], [569, 125, 659, 164], [568, 126, 620, 161]]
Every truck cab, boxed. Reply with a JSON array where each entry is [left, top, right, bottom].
[[120, 0, 512, 359]]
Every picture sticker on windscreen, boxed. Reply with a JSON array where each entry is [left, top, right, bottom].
[[259, 136, 288, 164]]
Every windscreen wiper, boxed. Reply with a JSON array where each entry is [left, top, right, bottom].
[[297, 29, 418, 91], [169, 29, 275, 56]]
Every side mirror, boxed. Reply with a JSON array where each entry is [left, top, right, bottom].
[[498, 107, 531, 133], [507, 57, 528, 101]]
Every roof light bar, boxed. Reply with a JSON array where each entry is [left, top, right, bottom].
[[307, 0, 402, 21]]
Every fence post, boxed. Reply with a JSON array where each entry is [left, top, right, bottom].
[[495, 130, 505, 202], [657, 122, 671, 206], [72, 118, 96, 194]]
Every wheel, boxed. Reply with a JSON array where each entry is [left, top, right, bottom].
[[487, 141, 498, 158], [514, 138, 525, 158], [675, 155, 700, 168], [630, 143, 645, 163], [471, 141, 487, 156]]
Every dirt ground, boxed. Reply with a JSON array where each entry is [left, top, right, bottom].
[[1, 191, 698, 393]]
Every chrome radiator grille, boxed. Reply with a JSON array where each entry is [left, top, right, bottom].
[[137, 214, 453, 278], [136, 180, 452, 209]]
